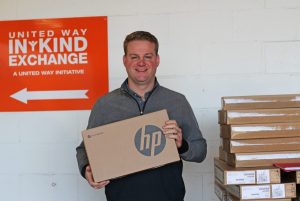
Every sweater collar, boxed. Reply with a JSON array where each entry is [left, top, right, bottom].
[[121, 78, 159, 97]]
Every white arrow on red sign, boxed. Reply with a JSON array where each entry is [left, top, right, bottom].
[[10, 88, 89, 104]]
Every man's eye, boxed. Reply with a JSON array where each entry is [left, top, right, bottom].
[[144, 56, 152, 60], [131, 56, 139, 60]]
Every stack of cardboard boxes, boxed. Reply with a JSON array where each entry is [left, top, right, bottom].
[[215, 94, 300, 201]]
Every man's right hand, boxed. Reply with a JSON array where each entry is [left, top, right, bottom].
[[85, 165, 110, 189]]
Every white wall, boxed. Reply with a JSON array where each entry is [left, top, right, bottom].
[[1, 0, 300, 200]]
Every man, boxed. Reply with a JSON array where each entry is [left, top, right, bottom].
[[76, 31, 207, 201]]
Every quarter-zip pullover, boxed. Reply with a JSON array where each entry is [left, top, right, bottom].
[[76, 79, 207, 201]]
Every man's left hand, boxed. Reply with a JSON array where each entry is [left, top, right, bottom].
[[162, 120, 183, 148]]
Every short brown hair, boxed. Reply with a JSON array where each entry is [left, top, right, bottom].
[[123, 31, 159, 55]]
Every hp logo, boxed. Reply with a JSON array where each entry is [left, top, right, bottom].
[[134, 125, 166, 156]]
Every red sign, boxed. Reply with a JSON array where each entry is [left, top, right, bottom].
[[0, 16, 108, 112]]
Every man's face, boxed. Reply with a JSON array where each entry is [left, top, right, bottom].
[[123, 40, 160, 88]]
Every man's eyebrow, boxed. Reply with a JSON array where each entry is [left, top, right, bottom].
[[128, 53, 139, 56], [128, 53, 154, 56]]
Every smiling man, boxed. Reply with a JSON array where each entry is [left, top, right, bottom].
[[76, 31, 207, 201], [123, 39, 159, 98]]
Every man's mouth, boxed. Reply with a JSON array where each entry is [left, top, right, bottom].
[[136, 68, 147, 72]]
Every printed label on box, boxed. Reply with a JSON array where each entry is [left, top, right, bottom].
[[241, 185, 270, 199], [227, 171, 256, 185], [256, 169, 270, 184], [271, 184, 285, 198]]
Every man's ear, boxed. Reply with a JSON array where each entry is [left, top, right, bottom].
[[123, 55, 126, 66], [156, 54, 160, 66]]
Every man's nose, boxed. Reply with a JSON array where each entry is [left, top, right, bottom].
[[137, 59, 146, 66]]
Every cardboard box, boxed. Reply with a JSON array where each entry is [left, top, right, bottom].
[[226, 183, 296, 200], [218, 108, 300, 125], [227, 151, 300, 168], [222, 94, 300, 110], [215, 179, 227, 201], [219, 146, 228, 162], [274, 163, 300, 184], [82, 109, 180, 182], [220, 122, 300, 140], [222, 137, 300, 153], [226, 192, 292, 201], [214, 158, 280, 185]]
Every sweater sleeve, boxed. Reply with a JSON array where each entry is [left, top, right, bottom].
[[75, 101, 99, 178], [76, 141, 89, 178], [179, 98, 207, 163]]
